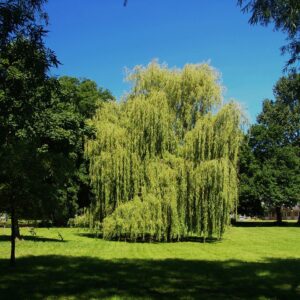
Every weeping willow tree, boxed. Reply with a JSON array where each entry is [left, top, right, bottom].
[[85, 61, 243, 241]]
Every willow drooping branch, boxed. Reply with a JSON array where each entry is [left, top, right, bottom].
[[85, 61, 243, 241]]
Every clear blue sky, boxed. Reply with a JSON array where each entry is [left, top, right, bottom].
[[45, 0, 287, 123]]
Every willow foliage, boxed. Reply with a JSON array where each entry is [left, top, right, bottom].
[[86, 61, 242, 241]]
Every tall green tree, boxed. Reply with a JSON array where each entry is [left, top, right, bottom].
[[0, 0, 54, 265], [0, 0, 81, 264], [239, 74, 300, 223], [86, 61, 243, 241], [238, 0, 300, 71]]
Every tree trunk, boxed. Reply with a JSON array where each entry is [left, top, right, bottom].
[[297, 212, 300, 225], [167, 210, 172, 242], [275, 206, 282, 224], [10, 206, 16, 266], [15, 220, 22, 240], [167, 224, 171, 242]]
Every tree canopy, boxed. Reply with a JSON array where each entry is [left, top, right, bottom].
[[53, 76, 114, 223], [86, 61, 243, 241], [238, 0, 300, 71], [239, 73, 300, 222]]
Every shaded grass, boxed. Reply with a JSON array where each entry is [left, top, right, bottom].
[[1, 256, 300, 299], [0, 235, 66, 243], [0, 226, 300, 299]]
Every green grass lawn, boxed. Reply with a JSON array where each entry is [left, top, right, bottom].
[[0, 225, 300, 299]]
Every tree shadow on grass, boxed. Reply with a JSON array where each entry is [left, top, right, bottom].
[[0, 235, 66, 243], [76, 233, 219, 243], [233, 221, 300, 227], [0, 256, 299, 299], [76, 232, 103, 239], [178, 236, 220, 243]]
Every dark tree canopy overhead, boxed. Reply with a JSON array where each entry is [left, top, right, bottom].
[[238, 0, 300, 71], [0, 0, 58, 66]]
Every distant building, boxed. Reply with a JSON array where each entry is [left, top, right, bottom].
[[264, 205, 300, 220]]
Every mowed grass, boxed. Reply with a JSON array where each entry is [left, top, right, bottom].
[[0, 225, 300, 299]]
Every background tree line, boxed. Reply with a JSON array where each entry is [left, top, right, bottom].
[[239, 74, 300, 223]]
